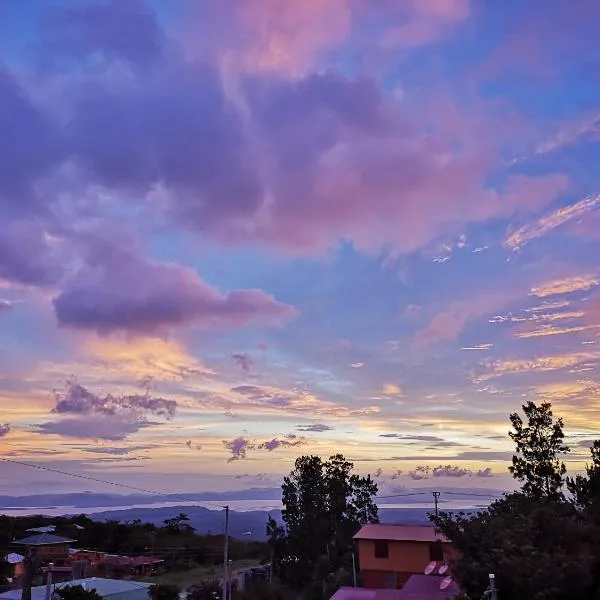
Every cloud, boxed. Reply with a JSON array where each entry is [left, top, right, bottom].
[[475, 353, 597, 382], [296, 423, 333, 432], [34, 415, 151, 441], [0, 301, 11, 314], [505, 193, 600, 251], [257, 436, 306, 451], [37, 0, 166, 69], [0, 220, 64, 287], [0, 0, 568, 269], [232, 353, 254, 372], [185, 440, 202, 450], [52, 381, 177, 420], [415, 291, 519, 347], [223, 437, 255, 462], [53, 231, 297, 335], [379, 434, 446, 442], [431, 464, 472, 478], [383, 384, 404, 396], [530, 275, 600, 298], [76, 444, 155, 455], [0, 423, 11, 437], [229, 384, 379, 417], [475, 467, 494, 478], [408, 466, 430, 480]]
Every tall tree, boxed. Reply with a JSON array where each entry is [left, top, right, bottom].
[[277, 454, 378, 586], [568, 440, 600, 517], [509, 400, 569, 498]]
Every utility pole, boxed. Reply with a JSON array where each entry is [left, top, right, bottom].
[[351, 552, 357, 587], [432, 491, 440, 518], [222, 506, 229, 600], [44, 563, 54, 600], [21, 546, 32, 600], [488, 574, 498, 600]]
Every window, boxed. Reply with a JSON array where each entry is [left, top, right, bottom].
[[374, 540, 389, 559], [429, 541, 444, 562]]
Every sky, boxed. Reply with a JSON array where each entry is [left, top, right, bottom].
[[1, 0, 600, 497]]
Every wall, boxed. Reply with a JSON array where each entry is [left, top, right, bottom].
[[357, 539, 453, 588]]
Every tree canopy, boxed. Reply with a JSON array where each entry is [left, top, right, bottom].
[[56, 586, 103, 600], [432, 400, 600, 600], [269, 453, 378, 590]]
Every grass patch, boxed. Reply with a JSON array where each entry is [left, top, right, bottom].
[[138, 559, 261, 588]]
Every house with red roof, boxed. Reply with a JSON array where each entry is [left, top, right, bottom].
[[353, 524, 456, 589]]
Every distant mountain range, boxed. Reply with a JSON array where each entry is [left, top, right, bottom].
[[0, 488, 283, 508], [0, 489, 497, 540], [82, 505, 441, 540]]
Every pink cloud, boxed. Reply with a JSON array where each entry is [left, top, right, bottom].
[[414, 290, 522, 348], [53, 230, 297, 335]]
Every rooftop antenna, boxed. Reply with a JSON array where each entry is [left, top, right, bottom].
[[424, 561, 437, 575], [440, 576, 453, 591]]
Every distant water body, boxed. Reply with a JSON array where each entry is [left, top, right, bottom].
[[0, 498, 488, 517]]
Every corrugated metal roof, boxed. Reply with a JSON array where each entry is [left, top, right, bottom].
[[353, 524, 449, 543], [399, 575, 460, 599], [12, 533, 76, 546], [0, 578, 151, 600]]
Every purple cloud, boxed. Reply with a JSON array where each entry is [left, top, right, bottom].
[[232, 353, 254, 372], [223, 437, 255, 462], [53, 381, 177, 419], [475, 467, 494, 478], [257, 436, 305, 451], [409, 466, 430, 481], [34, 415, 150, 441], [53, 232, 297, 334], [0, 423, 11, 437], [431, 464, 472, 478], [379, 434, 447, 442], [0, 220, 64, 287], [38, 0, 166, 69], [296, 423, 333, 432]]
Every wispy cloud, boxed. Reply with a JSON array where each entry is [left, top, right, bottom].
[[530, 275, 599, 298], [505, 194, 600, 251], [296, 423, 333, 432], [0, 423, 11, 437]]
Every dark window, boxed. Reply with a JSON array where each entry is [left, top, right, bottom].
[[374, 540, 389, 559], [429, 541, 444, 562]]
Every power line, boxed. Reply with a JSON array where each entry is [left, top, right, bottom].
[[375, 492, 429, 499], [443, 491, 502, 498], [0, 456, 225, 510]]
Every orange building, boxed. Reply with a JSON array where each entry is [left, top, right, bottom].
[[353, 524, 453, 589]]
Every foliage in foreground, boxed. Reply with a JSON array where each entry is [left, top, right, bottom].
[[432, 400, 600, 600], [55, 585, 103, 600], [267, 453, 378, 592]]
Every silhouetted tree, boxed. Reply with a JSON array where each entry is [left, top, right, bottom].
[[275, 454, 378, 586], [56, 586, 102, 600], [509, 400, 569, 498]]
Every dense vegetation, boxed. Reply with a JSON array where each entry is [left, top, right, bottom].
[[266, 453, 378, 597], [0, 511, 269, 591], [433, 401, 600, 600]]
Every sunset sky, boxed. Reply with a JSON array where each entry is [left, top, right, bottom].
[[1, 0, 600, 497]]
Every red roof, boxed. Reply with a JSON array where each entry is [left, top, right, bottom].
[[353, 524, 449, 543]]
